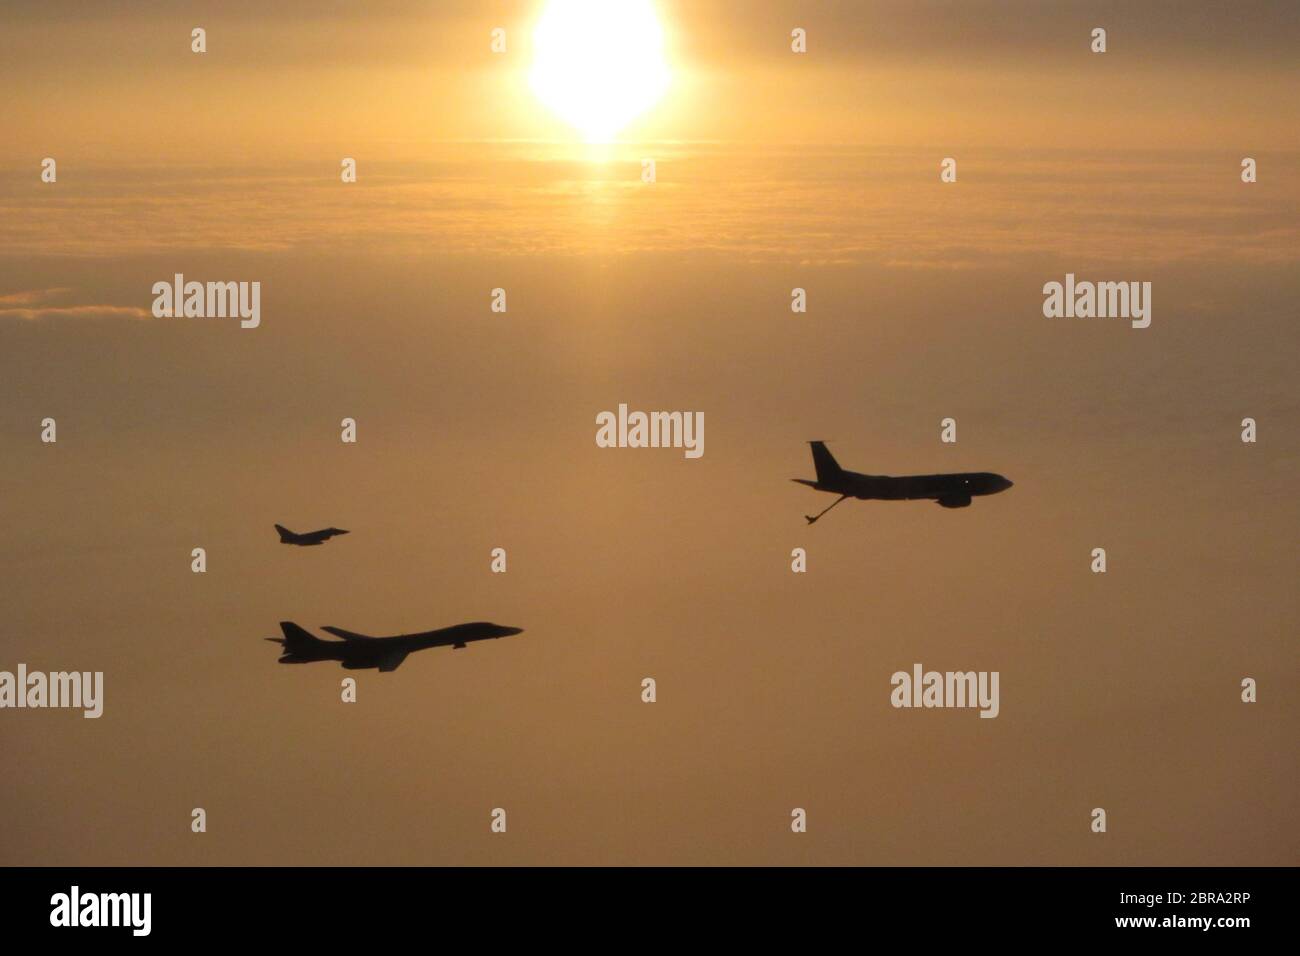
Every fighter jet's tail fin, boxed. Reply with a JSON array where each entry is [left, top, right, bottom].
[[809, 441, 844, 483], [274, 524, 295, 542]]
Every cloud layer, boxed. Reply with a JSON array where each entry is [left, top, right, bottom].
[[0, 287, 150, 320]]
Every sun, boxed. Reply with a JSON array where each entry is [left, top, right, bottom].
[[529, 0, 671, 143]]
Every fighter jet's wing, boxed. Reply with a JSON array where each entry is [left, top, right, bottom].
[[377, 649, 410, 672], [321, 626, 377, 641]]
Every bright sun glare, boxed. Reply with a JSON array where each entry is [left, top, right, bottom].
[[529, 0, 671, 143]]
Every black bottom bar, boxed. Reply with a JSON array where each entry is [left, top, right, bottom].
[[0, 866, 1287, 942]]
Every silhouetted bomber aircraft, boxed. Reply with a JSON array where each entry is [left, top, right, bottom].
[[793, 441, 1013, 523], [268, 621, 525, 671], [275, 524, 349, 546]]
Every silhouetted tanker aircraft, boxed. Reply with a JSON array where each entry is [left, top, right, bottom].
[[268, 621, 525, 671], [275, 524, 349, 546], [793, 441, 1013, 523]]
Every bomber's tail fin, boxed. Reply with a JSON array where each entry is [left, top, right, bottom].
[[809, 441, 844, 483], [275, 621, 323, 653], [274, 524, 295, 542]]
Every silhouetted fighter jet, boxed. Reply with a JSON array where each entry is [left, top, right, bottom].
[[275, 524, 349, 546], [793, 441, 1013, 523], [267, 621, 525, 671]]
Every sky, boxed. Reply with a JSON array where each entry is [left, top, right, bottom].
[[0, 1, 1296, 865]]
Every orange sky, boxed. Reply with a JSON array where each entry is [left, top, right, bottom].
[[2, 0, 1297, 159]]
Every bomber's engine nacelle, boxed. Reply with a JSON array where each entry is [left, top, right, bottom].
[[937, 495, 972, 508]]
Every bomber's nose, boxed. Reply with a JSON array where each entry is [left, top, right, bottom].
[[501, 626, 524, 637], [1000, 477, 1014, 491]]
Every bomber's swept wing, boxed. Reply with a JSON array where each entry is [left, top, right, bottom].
[[377, 649, 410, 672], [321, 626, 377, 641]]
